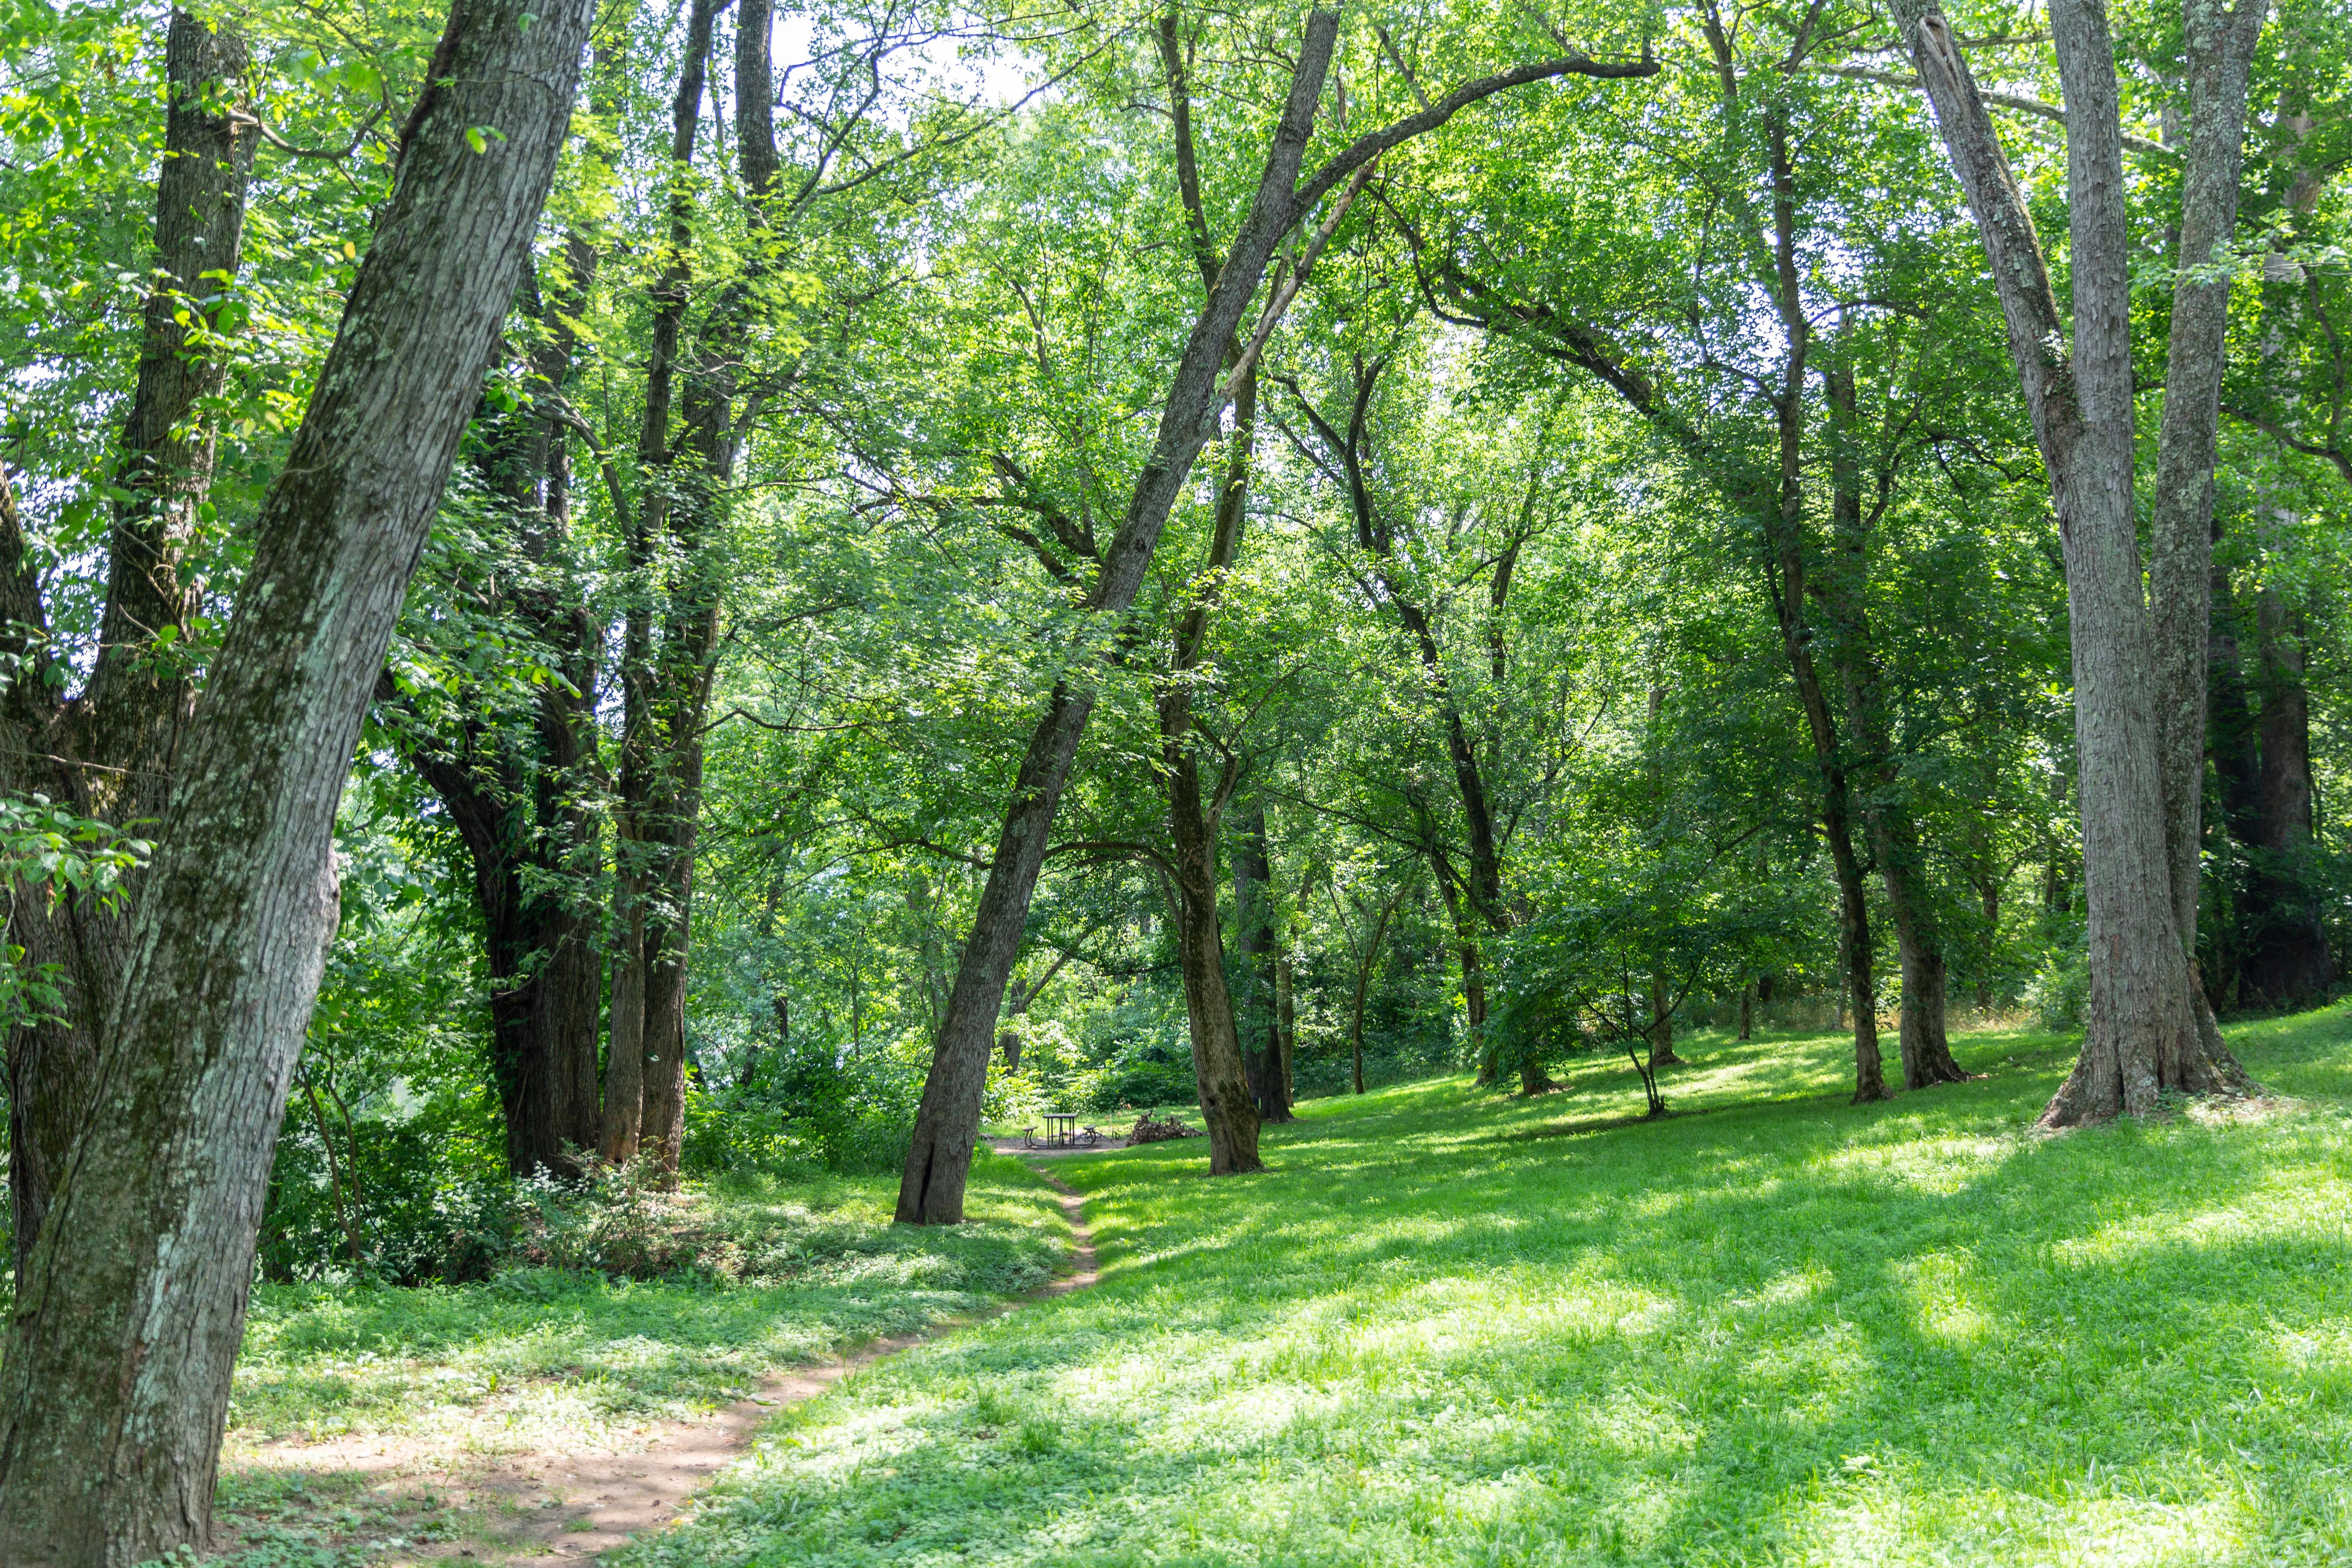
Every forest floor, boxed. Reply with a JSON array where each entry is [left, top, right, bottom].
[[612, 1008, 2352, 1568], [209, 1007, 2352, 1567], [205, 1153, 1072, 1566]]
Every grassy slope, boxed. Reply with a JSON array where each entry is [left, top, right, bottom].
[[626, 1012, 2352, 1568], [225, 1153, 1068, 1457]]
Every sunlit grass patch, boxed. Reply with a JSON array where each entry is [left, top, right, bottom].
[[620, 1006, 2352, 1567], [223, 1151, 1067, 1458]]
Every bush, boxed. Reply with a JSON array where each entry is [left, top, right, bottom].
[[260, 1113, 511, 1285], [506, 1161, 732, 1279], [688, 1039, 922, 1176], [2023, 936, 2089, 1033]]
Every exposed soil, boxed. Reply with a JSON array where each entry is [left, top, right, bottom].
[[988, 1137, 1131, 1155], [213, 1169, 1098, 1565]]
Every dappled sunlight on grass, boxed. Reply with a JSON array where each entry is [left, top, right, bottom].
[[222, 1153, 1067, 1460], [622, 1007, 2352, 1566]]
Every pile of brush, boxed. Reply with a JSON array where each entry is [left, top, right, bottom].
[[1127, 1110, 1201, 1144]]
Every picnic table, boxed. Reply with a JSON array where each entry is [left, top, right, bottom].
[[1043, 1110, 1079, 1147]]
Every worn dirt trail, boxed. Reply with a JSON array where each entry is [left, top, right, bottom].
[[219, 1168, 1099, 1565], [522, 1166, 1099, 1561]]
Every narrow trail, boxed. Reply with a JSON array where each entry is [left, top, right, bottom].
[[500, 1162, 1098, 1562]]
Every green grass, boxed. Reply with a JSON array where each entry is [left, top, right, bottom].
[[619, 1011, 2352, 1567], [223, 1151, 1068, 1457]]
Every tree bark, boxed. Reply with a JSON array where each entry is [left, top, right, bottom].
[[895, 12, 1340, 1223], [1232, 804, 1294, 1121], [1164, 755, 1260, 1172], [1646, 967, 1680, 1068], [1835, 819, 1889, 1103], [3, 8, 256, 1279], [2150, 0, 2273, 1041], [1890, 0, 2257, 1122], [2239, 588, 2331, 1004], [0, 0, 589, 1555], [402, 715, 603, 1176], [599, 849, 647, 1163], [1148, 190, 1263, 1169]]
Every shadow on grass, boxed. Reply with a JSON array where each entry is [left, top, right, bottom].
[[624, 1011, 2352, 1568]]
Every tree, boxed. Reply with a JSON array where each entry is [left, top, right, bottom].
[[897, 7, 1658, 1221], [0, 0, 593, 1553], [0, 6, 257, 1278], [1888, 0, 2263, 1122]]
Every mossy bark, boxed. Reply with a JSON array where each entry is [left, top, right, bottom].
[[0, 2, 592, 1556]]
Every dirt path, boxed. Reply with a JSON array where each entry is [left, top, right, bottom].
[[221, 1168, 1099, 1565], [529, 1168, 1097, 1559]]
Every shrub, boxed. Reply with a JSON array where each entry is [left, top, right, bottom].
[[2023, 935, 2089, 1033], [687, 1038, 922, 1177]]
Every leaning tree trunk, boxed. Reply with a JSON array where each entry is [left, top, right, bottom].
[[895, 14, 1339, 1223], [1891, 0, 2255, 1123], [891, 13, 1656, 1222], [0, 0, 590, 1558], [2, 8, 256, 1278]]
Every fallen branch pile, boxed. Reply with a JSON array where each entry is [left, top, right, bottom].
[[1127, 1111, 1201, 1144]]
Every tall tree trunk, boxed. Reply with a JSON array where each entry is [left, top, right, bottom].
[[1835, 819, 1888, 1103], [1232, 804, 1293, 1122], [2150, 0, 2273, 1048], [891, 15, 1653, 1222], [600, 839, 647, 1163], [392, 282, 606, 1175], [404, 730, 604, 1176], [1164, 757, 1260, 1173], [2239, 588, 2332, 1004], [1890, 0, 2258, 1123], [895, 14, 1339, 1224], [615, 0, 724, 1178], [3, 8, 256, 1279], [1822, 358, 1967, 1088], [1431, 856, 1493, 1080], [0, 0, 589, 1554], [1150, 294, 1263, 1168], [1754, 104, 1887, 1103]]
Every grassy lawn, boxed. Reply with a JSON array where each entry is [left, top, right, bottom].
[[619, 1010, 2352, 1567], [208, 1151, 1067, 1564]]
